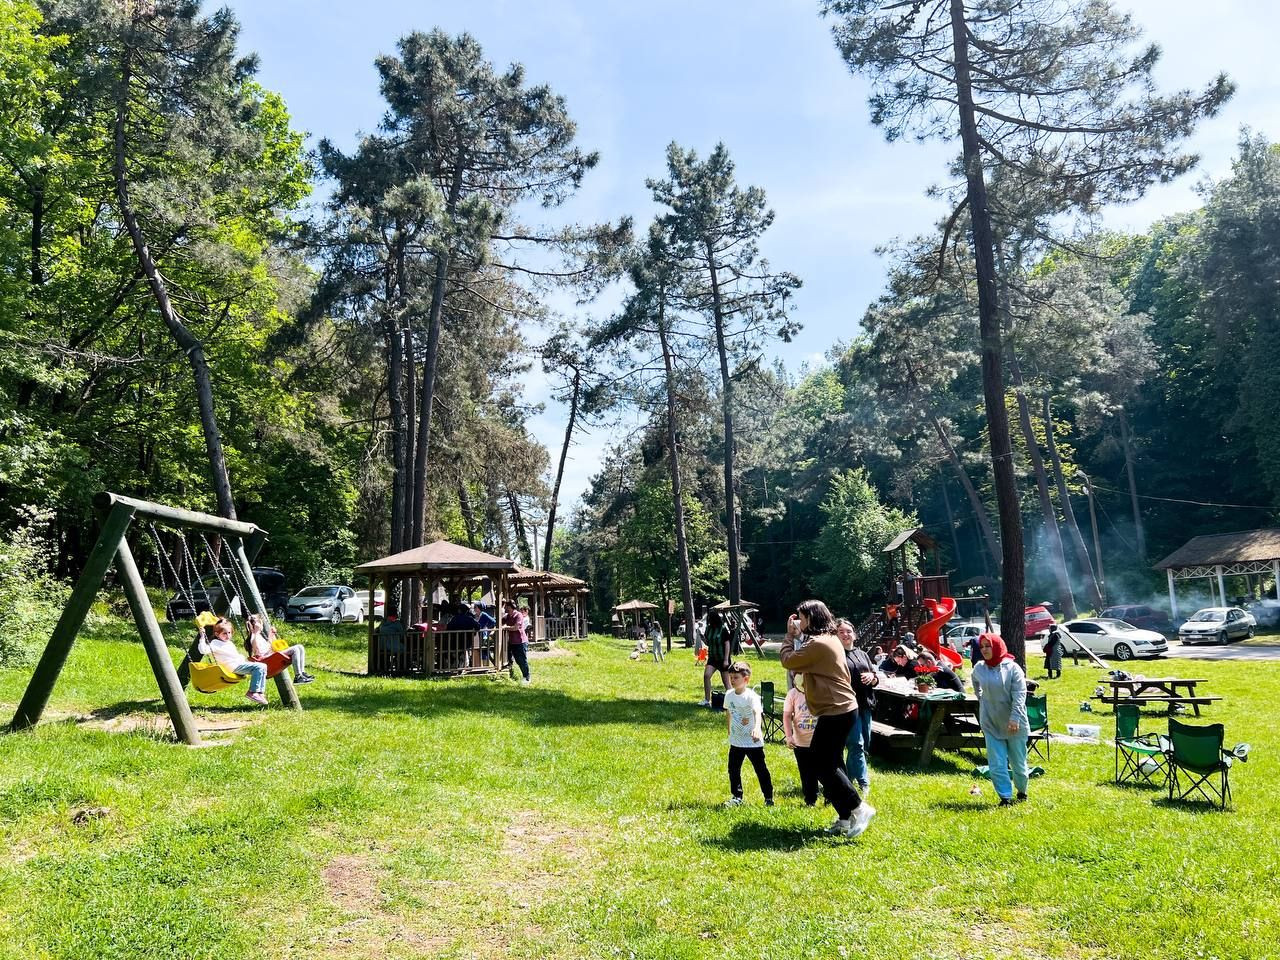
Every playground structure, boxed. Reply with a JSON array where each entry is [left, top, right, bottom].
[[710, 599, 766, 657], [857, 527, 953, 650], [8, 492, 299, 747], [918, 597, 963, 666]]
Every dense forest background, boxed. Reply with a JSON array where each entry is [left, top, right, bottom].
[[2, 0, 1277, 662]]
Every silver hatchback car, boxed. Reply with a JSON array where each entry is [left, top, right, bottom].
[[1178, 607, 1255, 645]]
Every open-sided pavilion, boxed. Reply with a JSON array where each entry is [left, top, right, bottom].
[[1155, 527, 1280, 618]]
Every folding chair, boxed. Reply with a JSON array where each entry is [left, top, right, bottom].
[[759, 680, 783, 743], [1114, 704, 1167, 787], [1165, 718, 1244, 810], [1026, 693, 1050, 762]]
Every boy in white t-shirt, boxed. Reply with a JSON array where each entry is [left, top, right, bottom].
[[723, 661, 774, 807]]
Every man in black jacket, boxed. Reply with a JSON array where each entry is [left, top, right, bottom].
[[836, 618, 878, 798]]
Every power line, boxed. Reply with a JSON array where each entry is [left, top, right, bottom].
[[1090, 482, 1271, 512]]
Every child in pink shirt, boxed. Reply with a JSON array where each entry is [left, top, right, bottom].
[[783, 679, 820, 806]]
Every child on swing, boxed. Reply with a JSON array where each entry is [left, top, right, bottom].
[[245, 614, 314, 684], [196, 617, 268, 705]]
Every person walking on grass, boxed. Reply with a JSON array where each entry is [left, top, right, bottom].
[[783, 675, 819, 806], [835, 618, 877, 798], [502, 600, 531, 684], [971, 633, 1030, 806], [780, 600, 875, 837], [699, 610, 732, 707], [723, 661, 774, 807]]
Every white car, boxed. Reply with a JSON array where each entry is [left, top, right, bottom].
[[286, 585, 365, 624], [943, 621, 999, 650], [1060, 618, 1169, 661], [355, 588, 386, 620], [1178, 606, 1255, 645]]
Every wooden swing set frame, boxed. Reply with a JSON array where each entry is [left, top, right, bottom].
[[7, 492, 300, 747]]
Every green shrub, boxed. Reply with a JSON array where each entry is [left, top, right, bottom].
[[0, 508, 70, 667]]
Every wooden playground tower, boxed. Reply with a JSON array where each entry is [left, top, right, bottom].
[[861, 527, 952, 648], [8, 492, 299, 746]]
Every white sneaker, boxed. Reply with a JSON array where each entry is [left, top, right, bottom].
[[825, 818, 850, 835], [845, 803, 876, 838], [521, 678, 531, 685], [724, 797, 743, 808], [698, 699, 711, 707], [859, 783, 871, 799]]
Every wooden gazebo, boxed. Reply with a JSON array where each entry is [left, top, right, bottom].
[[508, 568, 590, 643], [355, 540, 516, 677], [1156, 527, 1280, 617]]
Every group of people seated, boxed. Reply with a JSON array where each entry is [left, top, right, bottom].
[[374, 598, 533, 676], [873, 641, 966, 692]]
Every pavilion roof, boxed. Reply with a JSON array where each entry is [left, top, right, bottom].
[[1155, 528, 1280, 570], [509, 567, 588, 591], [613, 599, 658, 611], [354, 540, 516, 576]]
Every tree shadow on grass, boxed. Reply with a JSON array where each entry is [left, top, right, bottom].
[[701, 819, 830, 852], [273, 679, 713, 729]]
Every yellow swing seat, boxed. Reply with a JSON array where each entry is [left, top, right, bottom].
[[190, 659, 245, 694]]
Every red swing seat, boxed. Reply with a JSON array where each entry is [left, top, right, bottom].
[[253, 650, 292, 679]]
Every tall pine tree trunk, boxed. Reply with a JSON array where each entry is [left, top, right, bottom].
[[113, 49, 235, 520], [1042, 395, 1104, 610], [659, 311, 696, 652], [543, 368, 581, 571], [931, 414, 1002, 574], [387, 311, 407, 555], [507, 490, 531, 567], [706, 242, 742, 604], [949, 0, 1026, 661], [940, 475, 963, 573]]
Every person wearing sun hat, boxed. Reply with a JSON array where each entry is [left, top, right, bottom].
[[970, 633, 1030, 806]]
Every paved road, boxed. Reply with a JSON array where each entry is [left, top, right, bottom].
[[759, 639, 1280, 662]]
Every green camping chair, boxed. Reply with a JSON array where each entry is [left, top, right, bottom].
[[759, 680, 784, 744], [1114, 704, 1167, 787], [1026, 693, 1050, 762], [1165, 718, 1244, 810]]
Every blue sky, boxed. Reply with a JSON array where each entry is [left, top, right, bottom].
[[232, 0, 1278, 515]]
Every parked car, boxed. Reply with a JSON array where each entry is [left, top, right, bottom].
[[165, 567, 289, 621], [356, 588, 386, 620], [1024, 605, 1056, 640], [286, 585, 365, 624], [1060, 618, 1169, 661], [1178, 607, 1255, 645], [1099, 603, 1176, 636], [944, 621, 1000, 644]]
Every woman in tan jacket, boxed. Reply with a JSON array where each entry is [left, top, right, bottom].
[[779, 599, 876, 838]]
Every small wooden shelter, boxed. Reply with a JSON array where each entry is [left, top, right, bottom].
[[508, 568, 590, 643], [1155, 528, 1280, 617], [612, 599, 658, 637], [355, 540, 516, 677]]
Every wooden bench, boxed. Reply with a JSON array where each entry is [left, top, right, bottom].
[[870, 719, 918, 748], [1093, 693, 1221, 716]]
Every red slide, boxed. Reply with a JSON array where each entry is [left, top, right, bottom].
[[918, 597, 963, 666]]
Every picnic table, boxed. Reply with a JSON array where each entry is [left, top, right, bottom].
[[1093, 676, 1221, 716], [872, 682, 987, 768]]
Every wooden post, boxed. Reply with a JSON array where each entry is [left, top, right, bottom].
[[116, 537, 203, 745], [229, 537, 300, 711], [11, 503, 135, 732], [367, 574, 378, 675]]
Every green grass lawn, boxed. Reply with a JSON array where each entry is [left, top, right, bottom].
[[2, 616, 1278, 959]]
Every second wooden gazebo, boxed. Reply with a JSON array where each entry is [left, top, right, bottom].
[[508, 568, 590, 644], [355, 540, 516, 677]]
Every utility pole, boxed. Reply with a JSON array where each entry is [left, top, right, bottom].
[[1079, 471, 1105, 607]]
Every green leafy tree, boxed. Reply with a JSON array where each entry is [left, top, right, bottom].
[[812, 468, 918, 616]]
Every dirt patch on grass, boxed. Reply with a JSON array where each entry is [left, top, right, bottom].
[[75, 707, 259, 743], [528, 645, 576, 660], [323, 854, 384, 914], [317, 854, 452, 958]]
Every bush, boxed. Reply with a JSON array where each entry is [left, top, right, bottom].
[[0, 509, 71, 667]]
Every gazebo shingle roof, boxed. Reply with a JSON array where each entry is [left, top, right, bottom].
[[509, 567, 588, 590], [354, 540, 516, 576], [1154, 528, 1280, 570]]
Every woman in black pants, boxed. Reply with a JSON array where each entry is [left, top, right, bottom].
[[779, 599, 876, 838]]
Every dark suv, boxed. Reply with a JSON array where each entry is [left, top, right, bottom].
[[165, 567, 290, 621], [1099, 604, 1175, 636]]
